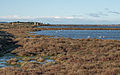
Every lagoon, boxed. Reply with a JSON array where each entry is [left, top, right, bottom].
[[32, 30, 120, 40], [38, 25, 120, 28]]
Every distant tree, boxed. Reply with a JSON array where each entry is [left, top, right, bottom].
[[17, 21, 20, 23]]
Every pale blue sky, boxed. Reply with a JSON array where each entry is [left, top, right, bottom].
[[1, 0, 120, 24]]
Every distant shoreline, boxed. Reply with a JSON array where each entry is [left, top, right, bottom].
[[1, 22, 120, 26], [43, 24, 120, 26]]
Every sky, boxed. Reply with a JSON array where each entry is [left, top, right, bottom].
[[1, 0, 120, 24]]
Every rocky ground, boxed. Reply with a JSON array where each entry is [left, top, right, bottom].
[[0, 23, 120, 75]]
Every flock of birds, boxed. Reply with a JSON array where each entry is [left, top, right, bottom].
[[87, 36, 105, 39]]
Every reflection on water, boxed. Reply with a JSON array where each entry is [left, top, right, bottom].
[[32, 30, 120, 40]]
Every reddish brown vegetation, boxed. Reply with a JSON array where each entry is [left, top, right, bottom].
[[0, 23, 120, 75], [9, 38, 120, 75]]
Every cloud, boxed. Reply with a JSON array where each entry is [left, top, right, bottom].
[[105, 8, 109, 11], [54, 16, 61, 19], [109, 11, 120, 15], [71, 15, 84, 19], [41, 16, 83, 19], [104, 8, 120, 15], [0, 15, 85, 20], [0, 14, 120, 24], [88, 13, 101, 17], [0, 15, 84, 23], [64, 16, 74, 19], [42, 16, 73, 19], [88, 12, 108, 18], [42, 16, 60, 18], [0, 15, 18, 19], [72, 15, 83, 17], [0, 15, 33, 19], [87, 8, 120, 18]]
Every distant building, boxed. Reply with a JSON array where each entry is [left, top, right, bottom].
[[34, 22, 38, 25], [34, 22, 43, 25]]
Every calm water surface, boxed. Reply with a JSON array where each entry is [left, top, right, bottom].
[[32, 30, 120, 40], [38, 25, 120, 28]]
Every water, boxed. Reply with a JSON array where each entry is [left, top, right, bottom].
[[32, 30, 120, 40], [0, 53, 55, 68], [38, 25, 120, 28], [0, 53, 18, 68]]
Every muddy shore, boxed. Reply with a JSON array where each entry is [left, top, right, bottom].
[[0, 23, 120, 75]]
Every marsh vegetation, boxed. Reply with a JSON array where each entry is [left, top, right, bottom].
[[0, 23, 120, 75]]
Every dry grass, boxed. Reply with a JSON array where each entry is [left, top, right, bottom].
[[0, 23, 120, 75]]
